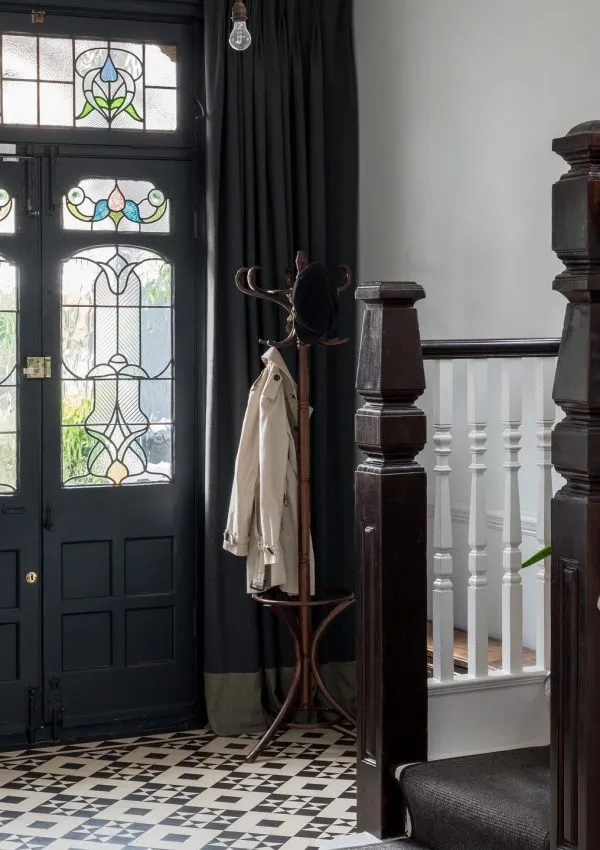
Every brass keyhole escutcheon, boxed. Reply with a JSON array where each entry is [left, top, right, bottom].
[[25, 571, 38, 585]]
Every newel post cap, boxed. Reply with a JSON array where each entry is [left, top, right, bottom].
[[356, 281, 425, 306], [553, 120, 600, 160]]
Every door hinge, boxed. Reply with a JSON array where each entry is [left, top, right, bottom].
[[48, 676, 64, 742], [26, 686, 38, 746], [23, 356, 51, 379]]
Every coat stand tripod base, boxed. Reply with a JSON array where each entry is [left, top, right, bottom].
[[235, 251, 355, 764], [246, 588, 355, 763]]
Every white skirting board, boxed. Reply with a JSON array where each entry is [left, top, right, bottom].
[[427, 670, 550, 760]]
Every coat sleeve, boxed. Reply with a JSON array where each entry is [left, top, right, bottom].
[[222, 375, 262, 557], [258, 366, 291, 567]]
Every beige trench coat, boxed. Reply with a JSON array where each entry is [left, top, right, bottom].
[[223, 347, 315, 595]]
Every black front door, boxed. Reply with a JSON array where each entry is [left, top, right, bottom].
[[42, 154, 197, 733], [0, 11, 200, 744]]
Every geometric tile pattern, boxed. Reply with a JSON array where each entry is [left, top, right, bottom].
[[0, 725, 357, 849]]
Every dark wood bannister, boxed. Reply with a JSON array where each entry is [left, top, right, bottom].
[[550, 122, 600, 850], [355, 282, 428, 838]]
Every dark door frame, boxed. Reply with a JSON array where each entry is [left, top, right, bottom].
[[1, 0, 203, 24]]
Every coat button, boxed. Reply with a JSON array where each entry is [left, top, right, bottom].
[[274, 374, 281, 381]]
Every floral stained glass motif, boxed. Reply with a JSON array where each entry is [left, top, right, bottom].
[[61, 245, 174, 488], [0, 188, 15, 235], [76, 48, 143, 125], [0, 256, 18, 494], [64, 179, 170, 233], [0, 34, 177, 130]]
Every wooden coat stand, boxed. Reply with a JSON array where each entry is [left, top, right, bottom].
[[235, 251, 355, 763]]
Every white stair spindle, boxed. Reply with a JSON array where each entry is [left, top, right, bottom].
[[432, 360, 454, 682], [467, 359, 489, 678], [535, 358, 554, 672], [501, 359, 524, 673]]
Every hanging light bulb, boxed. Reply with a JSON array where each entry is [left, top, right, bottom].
[[229, 0, 252, 51]]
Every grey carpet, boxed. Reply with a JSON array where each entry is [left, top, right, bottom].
[[399, 747, 550, 850], [342, 845, 426, 849]]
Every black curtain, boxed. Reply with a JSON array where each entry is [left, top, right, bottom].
[[203, 0, 358, 734]]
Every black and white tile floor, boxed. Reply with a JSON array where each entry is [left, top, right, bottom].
[[0, 726, 357, 850]]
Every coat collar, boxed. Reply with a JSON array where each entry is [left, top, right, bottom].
[[262, 347, 295, 387]]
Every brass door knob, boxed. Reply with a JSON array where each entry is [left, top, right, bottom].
[[25, 571, 38, 585]]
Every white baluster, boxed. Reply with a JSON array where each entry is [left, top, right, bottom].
[[535, 358, 554, 672], [467, 359, 489, 678], [501, 359, 523, 673], [432, 360, 454, 682]]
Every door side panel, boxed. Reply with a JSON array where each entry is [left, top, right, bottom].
[[0, 156, 42, 741]]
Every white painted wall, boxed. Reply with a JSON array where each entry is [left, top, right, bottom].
[[353, 0, 600, 340], [353, 0, 588, 646]]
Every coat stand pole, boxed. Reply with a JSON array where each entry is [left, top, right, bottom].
[[234, 251, 355, 762]]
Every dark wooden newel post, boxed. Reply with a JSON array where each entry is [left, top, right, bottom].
[[551, 122, 600, 850], [355, 282, 428, 839]]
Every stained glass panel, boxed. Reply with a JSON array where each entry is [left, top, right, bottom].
[[61, 246, 174, 488], [2, 35, 37, 79], [0, 256, 18, 494], [40, 83, 74, 127], [39, 37, 73, 81], [63, 179, 170, 233], [0, 33, 177, 131], [3, 80, 37, 125], [0, 188, 16, 235]]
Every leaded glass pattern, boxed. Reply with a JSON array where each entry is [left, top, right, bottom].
[[0, 34, 177, 130], [0, 255, 18, 494], [0, 187, 15, 234], [61, 246, 173, 487], [64, 179, 170, 233]]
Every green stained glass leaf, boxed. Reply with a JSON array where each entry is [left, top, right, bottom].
[[125, 103, 143, 122], [95, 96, 109, 109], [76, 101, 94, 119], [111, 96, 125, 110]]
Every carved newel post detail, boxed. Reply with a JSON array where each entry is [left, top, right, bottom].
[[551, 123, 600, 850], [355, 282, 428, 839]]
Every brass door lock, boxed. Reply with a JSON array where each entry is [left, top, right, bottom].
[[23, 357, 51, 379], [25, 571, 38, 585]]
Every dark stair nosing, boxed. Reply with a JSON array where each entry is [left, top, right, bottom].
[[399, 746, 550, 850], [343, 844, 427, 849]]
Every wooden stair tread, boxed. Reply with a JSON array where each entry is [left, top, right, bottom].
[[426, 621, 536, 672]]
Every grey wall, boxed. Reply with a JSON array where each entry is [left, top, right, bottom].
[[353, 0, 587, 644], [353, 0, 600, 340]]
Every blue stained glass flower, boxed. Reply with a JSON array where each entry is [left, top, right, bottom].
[[93, 199, 110, 221], [100, 55, 119, 83], [123, 200, 142, 223], [76, 48, 143, 126]]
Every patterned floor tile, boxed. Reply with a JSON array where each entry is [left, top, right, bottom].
[[31, 794, 115, 818], [0, 725, 358, 850], [0, 836, 57, 849], [0, 790, 54, 812]]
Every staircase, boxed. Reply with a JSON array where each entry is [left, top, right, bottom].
[[353, 125, 600, 850], [349, 747, 549, 850]]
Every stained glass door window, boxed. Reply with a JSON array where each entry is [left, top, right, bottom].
[[0, 34, 177, 130], [0, 253, 17, 493], [64, 178, 170, 232], [61, 245, 173, 487]]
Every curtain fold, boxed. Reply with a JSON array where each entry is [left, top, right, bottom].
[[203, 0, 358, 734]]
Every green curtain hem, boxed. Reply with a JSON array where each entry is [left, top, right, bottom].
[[205, 661, 356, 737]]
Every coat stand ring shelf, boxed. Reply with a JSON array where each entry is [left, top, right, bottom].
[[235, 250, 355, 763]]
